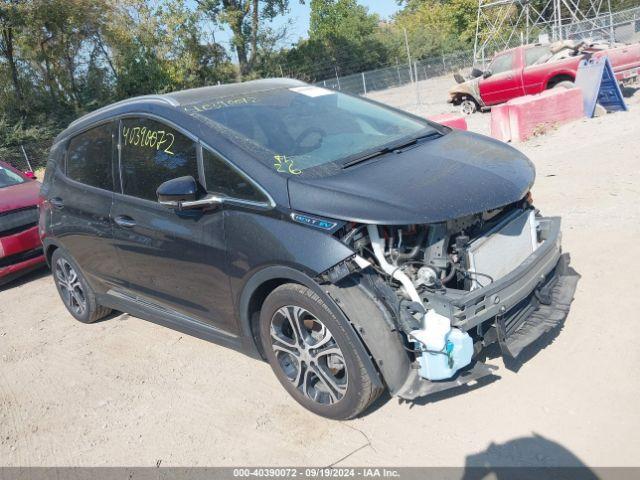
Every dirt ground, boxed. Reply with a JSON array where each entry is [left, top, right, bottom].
[[1, 80, 640, 468]]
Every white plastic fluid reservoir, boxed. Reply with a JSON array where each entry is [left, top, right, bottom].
[[411, 310, 474, 381]]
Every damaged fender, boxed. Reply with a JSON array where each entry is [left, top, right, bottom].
[[448, 78, 485, 109], [324, 273, 412, 395]]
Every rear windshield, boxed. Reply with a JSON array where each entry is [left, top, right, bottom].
[[0, 165, 26, 189], [181, 86, 434, 175]]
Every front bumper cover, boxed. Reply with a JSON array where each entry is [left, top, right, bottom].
[[396, 216, 579, 400], [0, 225, 45, 285]]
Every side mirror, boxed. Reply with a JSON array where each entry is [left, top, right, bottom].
[[482, 70, 492, 79], [157, 175, 199, 204], [24, 171, 36, 179], [157, 175, 222, 210]]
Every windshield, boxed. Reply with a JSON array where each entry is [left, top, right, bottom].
[[0, 165, 26, 189], [181, 86, 434, 175]]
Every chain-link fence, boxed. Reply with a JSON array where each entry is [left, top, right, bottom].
[[314, 50, 474, 96], [314, 5, 640, 101], [0, 140, 52, 173], [555, 5, 640, 43]]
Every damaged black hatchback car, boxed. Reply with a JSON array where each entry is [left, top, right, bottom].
[[40, 79, 578, 419]]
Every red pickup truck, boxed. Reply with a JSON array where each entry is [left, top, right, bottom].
[[449, 40, 640, 114]]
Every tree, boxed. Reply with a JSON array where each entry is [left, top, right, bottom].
[[0, 0, 239, 170], [275, 0, 389, 81], [92, 0, 236, 97], [382, 0, 478, 61], [0, 0, 25, 107], [195, 0, 291, 78]]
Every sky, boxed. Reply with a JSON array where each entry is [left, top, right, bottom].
[[191, 1, 402, 59]]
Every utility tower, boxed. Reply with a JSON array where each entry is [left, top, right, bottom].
[[473, 0, 616, 66]]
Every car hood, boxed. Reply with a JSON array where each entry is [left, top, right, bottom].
[[0, 180, 41, 214], [287, 130, 535, 225]]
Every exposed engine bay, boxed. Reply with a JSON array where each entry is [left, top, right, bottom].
[[336, 198, 535, 305], [328, 196, 544, 382]]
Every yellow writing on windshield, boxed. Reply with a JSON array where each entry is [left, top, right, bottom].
[[274, 155, 301, 175]]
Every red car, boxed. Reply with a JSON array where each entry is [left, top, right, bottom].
[[0, 160, 46, 285], [449, 40, 640, 113]]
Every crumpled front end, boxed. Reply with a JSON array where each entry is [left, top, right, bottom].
[[448, 78, 485, 108], [322, 199, 578, 400], [396, 218, 579, 400]]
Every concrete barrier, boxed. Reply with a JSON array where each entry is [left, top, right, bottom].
[[490, 103, 512, 142], [428, 113, 468, 131], [490, 87, 584, 142]]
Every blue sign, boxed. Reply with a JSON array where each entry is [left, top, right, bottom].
[[575, 57, 627, 117]]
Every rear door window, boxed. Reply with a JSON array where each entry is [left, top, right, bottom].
[[66, 123, 114, 190], [119, 117, 198, 201]]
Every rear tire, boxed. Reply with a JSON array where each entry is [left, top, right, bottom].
[[259, 283, 382, 419], [51, 248, 111, 324]]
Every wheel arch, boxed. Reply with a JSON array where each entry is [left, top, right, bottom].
[[546, 72, 575, 89], [239, 265, 410, 393], [43, 239, 62, 267], [239, 265, 336, 358], [451, 92, 481, 106]]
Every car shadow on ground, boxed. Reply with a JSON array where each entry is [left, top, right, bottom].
[[461, 433, 599, 479], [0, 265, 124, 322]]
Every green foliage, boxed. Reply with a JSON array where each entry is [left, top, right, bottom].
[[0, 0, 237, 156], [195, 0, 290, 77], [381, 0, 478, 61], [264, 0, 389, 82]]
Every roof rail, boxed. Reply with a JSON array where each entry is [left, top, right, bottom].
[[67, 95, 179, 129]]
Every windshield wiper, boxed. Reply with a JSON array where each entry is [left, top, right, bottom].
[[342, 131, 441, 169], [342, 146, 395, 169]]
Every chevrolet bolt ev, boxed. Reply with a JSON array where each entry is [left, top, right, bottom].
[[40, 79, 578, 419]]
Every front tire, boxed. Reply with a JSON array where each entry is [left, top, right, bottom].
[[259, 283, 382, 419], [51, 248, 111, 324], [460, 96, 478, 115]]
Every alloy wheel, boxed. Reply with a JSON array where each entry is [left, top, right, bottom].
[[461, 98, 477, 115], [54, 258, 87, 316], [270, 306, 348, 405]]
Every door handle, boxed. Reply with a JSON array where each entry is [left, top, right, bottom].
[[50, 197, 64, 209], [114, 215, 136, 228]]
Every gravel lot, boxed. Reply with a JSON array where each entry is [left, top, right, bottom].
[[1, 80, 639, 468]]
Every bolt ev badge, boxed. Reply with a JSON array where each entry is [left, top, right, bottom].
[[291, 213, 338, 231]]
